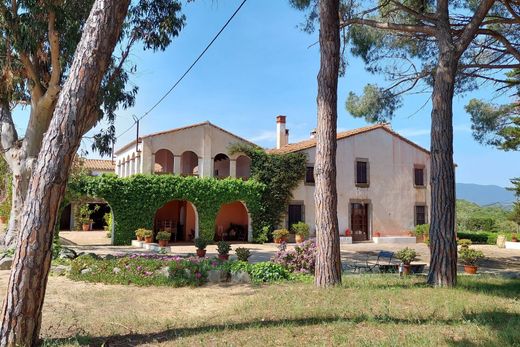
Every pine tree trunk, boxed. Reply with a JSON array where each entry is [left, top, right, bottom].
[[427, 49, 458, 287], [314, 0, 342, 287], [0, 1, 130, 345]]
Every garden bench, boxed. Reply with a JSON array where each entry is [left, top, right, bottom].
[[344, 251, 398, 273]]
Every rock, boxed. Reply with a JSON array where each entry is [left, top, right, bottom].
[[231, 270, 251, 284], [86, 253, 100, 259], [80, 268, 92, 275], [208, 269, 229, 283], [157, 266, 170, 277], [51, 265, 70, 276], [58, 247, 77, 260], [105, 254, 116, 260], [0, 257, 13, 270], [112, 267, 121, 274]]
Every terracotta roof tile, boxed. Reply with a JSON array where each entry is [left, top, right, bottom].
[[267, 123, 430, 155], [82, 159, 115, 172]]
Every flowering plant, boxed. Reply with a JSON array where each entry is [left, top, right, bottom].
[[272, 238, 317, 274]]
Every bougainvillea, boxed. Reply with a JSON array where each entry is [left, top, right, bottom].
[[272, 239, 317, 274], [70, 174, 265, 245]]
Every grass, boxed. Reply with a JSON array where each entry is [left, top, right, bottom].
[[25, 273, 520, 346]]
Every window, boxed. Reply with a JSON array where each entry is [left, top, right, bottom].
[[414, 166, 425, 187], [355, 159, 369, 186], [288, 204, 304, 229], [305, 166, 315, 184], [415, 205, 427, 226]]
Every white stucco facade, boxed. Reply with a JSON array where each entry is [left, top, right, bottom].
[[278, 126, 431, 239]]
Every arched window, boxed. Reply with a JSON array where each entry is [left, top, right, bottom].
[[213, 153, 230, 178], [155, 149, 174, 174]]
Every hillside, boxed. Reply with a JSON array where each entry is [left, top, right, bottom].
[[456, 183, 516, 208]]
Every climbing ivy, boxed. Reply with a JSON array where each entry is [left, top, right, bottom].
[[230, 144, 307, 240], [70, 174, 265, 245]]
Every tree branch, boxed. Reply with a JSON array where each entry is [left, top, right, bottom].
[[0, 100, 19, 157], [340, 18, 435, 35], [476, 28, 520, 62], [456, 0, 496, 55], [48, 10, 61, 89], [387, 0, 437, 23]]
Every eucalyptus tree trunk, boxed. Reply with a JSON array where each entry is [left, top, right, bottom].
[[0, 1, 130, 345], [427, 17, 458, 287], [314, 0, 342, 287]]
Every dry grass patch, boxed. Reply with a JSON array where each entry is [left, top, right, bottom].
[[0, 272, 518, 346]]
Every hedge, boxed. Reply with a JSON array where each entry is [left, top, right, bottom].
[[70, 174, 265, 245], [457, 231, 517, 245]]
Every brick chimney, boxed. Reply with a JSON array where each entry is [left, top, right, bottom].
[[276, 115, 289, 149]]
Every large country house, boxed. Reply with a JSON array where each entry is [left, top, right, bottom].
[[75, 116, 431, 244]]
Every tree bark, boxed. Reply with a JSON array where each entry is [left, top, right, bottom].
[[0, 1, 130, 345], [427, 27, 458, 287], [314, 0, 342, 287]]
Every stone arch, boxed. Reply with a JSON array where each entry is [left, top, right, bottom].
[[153, 199, 199, 242], [214, 201, 251, 242], [155, 149, 174, 174], [181, 151, 199, 176], [213, 153, 230, 178]]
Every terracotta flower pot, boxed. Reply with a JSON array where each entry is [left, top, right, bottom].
[[144, 236, 153, 244], [295, 235, 305, 243], [196, 249, 207, 257], [158, 239, 168, 247], [82, 224, 90, 232], [374, 232, 381, 238], [464, 265, 478, 274], [137, 236, 144, 242], [218, 254, 229, 261], [274, 238, 282, 244], [402, 264, 411, 276], [512, 237, 518, 242], [0, 216, 6, 224]]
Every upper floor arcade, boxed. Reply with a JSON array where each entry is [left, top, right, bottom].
[[114, 121, 254, 180]]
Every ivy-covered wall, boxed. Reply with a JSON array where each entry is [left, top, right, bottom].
[[71, 174, 265, 245]]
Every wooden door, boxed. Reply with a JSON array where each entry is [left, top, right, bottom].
[[351, 203, 369, 241], [288, 204, 303, 230]]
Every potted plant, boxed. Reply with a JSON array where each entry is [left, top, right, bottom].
[[273, 229, 289, 244], [459, 247, 485, 274], [395, 247, 417, 275], [142, 229, 153, 244], [414, 224, 429, 242], [457, 239, 472, 249], [374, 231, 382, 238], [135, 228, 146, 241], [512, 233, 518, 242], [217, 241, 231, 260], [78, 204, 93, 231], [156, 231, 171, 247], [345, 228, 351, 237], [235, 247, 251, 262], [194, 237, 208, 257], [292, 222, 310, 243]]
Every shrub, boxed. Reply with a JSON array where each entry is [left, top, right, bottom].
[[414, 224, 429, 237], [459, 248, 485, 266], [142, 229, 153, 238], [463, 217, 496, 232], [69, 254, 212, 287], [156, 231, 171, 241], [235, 247, 251, 262], [458, 239, 473, 249], [291, 222, 310, 238], [194, 237, 208, 250], [272, 238, 317, 274], [247, 262, 291, 283], [272, 229, 289, 240], [254, 226, 269, 244], [457, 231, 491, 244], [217, 241, 231, 255], [395, 247, 417, 265]]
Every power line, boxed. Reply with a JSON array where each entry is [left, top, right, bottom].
[[116, 0, 248, 141]]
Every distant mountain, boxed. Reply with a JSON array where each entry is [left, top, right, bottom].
[[456, 183, 516, 208]]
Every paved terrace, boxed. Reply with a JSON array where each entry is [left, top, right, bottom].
[[59, 231, 520, 277]]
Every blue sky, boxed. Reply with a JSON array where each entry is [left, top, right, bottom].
[[13, 0, 518, 187]]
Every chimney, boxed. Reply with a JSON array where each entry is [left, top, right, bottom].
[[310, 129, 317, 139], [276, 115, 289, 149]]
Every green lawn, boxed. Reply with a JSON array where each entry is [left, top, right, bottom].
[[35, 274, 520, 346]]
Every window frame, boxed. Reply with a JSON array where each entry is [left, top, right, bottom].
[[414, 204, 428, 226], [305, 166, 315, 185], [414, 165, 426, 188], [355, 158, 370, 188]]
